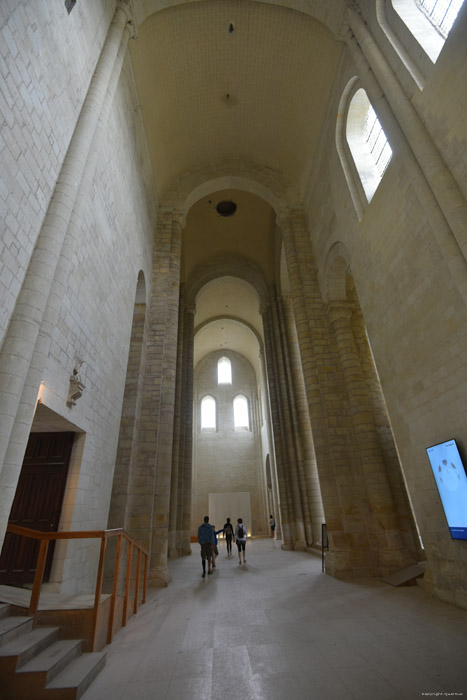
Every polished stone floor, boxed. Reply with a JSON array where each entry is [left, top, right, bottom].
[[81, 538, 467, 700]]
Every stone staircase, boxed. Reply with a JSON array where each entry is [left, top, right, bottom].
[[0, 603, 106, 700]]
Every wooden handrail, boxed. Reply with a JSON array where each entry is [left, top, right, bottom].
[[5, 524, 148, 650]]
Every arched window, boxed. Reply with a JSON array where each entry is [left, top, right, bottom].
[[346, 89, 392, 203], [233, 395, 249, 430], [201, 395, 216, 430], [392, 0, 464, 62], [217, 356, 232, 385]]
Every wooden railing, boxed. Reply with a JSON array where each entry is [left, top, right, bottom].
[[5, 525, 148, 649]]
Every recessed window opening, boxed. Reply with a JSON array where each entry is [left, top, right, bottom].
[[416, 0, 463, 37], [201, 396, 216, 430], [391, 0, 464, 61], [234, 395, 249, 430], [217, 356, 232, 384], [346, 88, 393, 203]]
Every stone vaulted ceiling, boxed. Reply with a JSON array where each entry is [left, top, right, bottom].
[[129, 0, 343, 198], [128, 0, 343, 367]]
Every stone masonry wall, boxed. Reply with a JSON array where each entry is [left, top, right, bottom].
[[303, 6, 467, 606], [0, 2, 157, 594]]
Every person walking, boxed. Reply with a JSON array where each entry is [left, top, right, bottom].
[[223, 517, 234, 555], [269, 514, 276, 538], [235, 518, 247, 565], [211, 525, 223, 569], [198, 515, 215, 577]]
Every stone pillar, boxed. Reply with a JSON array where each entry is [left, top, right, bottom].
[[132, 208, 184, 586], [278, 206, 373, 576], [261, 294, 307, 550], [326, 301, 415, 574], [179, 303, 195, 556], [282, 294, 325, 547], [169, 294, 195, 558], [261, 303, 294, 548], [0, 2, 134, 546], [259, 349, 282, 539]]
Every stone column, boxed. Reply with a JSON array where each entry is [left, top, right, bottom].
[[326, 301, 415, 574], [261, 303, 294, 548], [169, 294, 195, 558], [282, 294, 325, 547], [259, 349, 282, 539], [278, 206, 373, 576], [0, 2, 134, 545], [132, 208, 183, 586], [179, 304, 195, 556]]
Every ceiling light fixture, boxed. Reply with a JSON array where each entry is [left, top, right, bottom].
[[216, 201, 237, 217]]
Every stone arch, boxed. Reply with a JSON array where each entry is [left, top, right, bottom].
[[161, 160, 296, 215], [335, 76, 365, 221], [186, 252, 269, 307], [131, 1, 347, 41]]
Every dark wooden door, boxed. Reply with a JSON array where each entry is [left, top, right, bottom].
[[0, 432, 74, 586]]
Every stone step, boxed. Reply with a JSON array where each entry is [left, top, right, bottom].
[[16, 638, 82, 685], [0, 603, 10, 619], [45, 651, 107, 700], [0, 626, 60, 673], [0, 615, 33, 647]]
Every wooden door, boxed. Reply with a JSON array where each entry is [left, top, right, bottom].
[[0, 432, 74, 586]]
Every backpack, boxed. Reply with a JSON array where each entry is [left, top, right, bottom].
[[237, 525, 245, 539]]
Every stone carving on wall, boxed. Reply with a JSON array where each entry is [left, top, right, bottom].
[[67, 361, 85, 408]]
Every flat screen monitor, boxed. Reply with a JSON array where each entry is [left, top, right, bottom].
[[426, 438, 467, 540]]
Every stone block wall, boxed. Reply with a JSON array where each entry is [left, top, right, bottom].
[[303, 5, 467, 606], [0, 2, 157, 594]]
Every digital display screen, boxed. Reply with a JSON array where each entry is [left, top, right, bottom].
[[426, 439, 467, 540]]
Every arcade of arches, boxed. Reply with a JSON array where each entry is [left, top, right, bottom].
[[0, 0, 467, 617]]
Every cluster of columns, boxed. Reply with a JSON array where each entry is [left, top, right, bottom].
[[273, 206, 419, 576], [261, 293, 323, 550]]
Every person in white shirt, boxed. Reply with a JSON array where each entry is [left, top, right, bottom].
[[235, 518, 247, 565]]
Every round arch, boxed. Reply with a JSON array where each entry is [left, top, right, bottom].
[[130, 0, 347, 40], [161, 161, 296, 215], [186, 252, 269, 307]]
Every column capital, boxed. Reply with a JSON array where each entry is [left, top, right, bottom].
[[157, 206, 186, 229], [325, 300, 356, 323], [186, 304, 197, 315]]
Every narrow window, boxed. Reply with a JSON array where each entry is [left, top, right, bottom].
[[392, 0, 464, 61], [346, 89, 392, 203], [233, 395, 249, 430], [217, 356, 232, 385], [201, 396, 216, 430]]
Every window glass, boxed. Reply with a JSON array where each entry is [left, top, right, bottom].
[[346, 89, 392, 202], [217, 356, 232, 384], [201, 396, 216, 430], [234, 395, 249, 430]]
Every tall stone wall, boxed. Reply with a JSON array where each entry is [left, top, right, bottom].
[[303, 5, 467, 607], [0, 2, 157, 594]]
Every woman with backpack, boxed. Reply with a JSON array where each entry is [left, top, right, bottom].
[[235, 518, 247, 565]]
